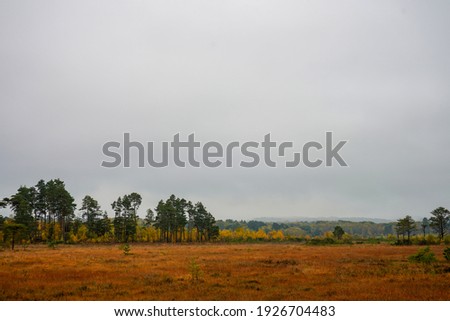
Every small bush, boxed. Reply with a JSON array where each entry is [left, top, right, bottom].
[[308, 237, 335, 245], [417, 238, 428, 245], [393, 239, 412, 246], [47, 241, 60, 249], [444, 247, 450, 261], [188, 258, 203, 283], [425, 234, 440, 245], [119, 243, 131, 255], [444, 235, 450, 245], [408, 247, 437, 264], [21, 240, 30, 250]]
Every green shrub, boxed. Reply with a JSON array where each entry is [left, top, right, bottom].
[[444, 247, 450, 261], [408, 247, 436, 264], [47, 240, 62, 249], [188, 258, 203, 283], [308, 237, 335, 245], [444, 235, 450, 245], [425, 234, 439, 245], [21, 240, 30, 250], [119, 243, 131, 255]]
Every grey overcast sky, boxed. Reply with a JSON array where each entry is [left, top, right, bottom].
[[1, 0, 449, 221]]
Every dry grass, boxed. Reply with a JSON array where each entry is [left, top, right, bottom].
[[0, 243, 449, 300]]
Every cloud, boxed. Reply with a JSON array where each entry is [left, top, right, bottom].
[[1, 0, 449, 220]]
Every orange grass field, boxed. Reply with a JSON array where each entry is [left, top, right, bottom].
[[0, 243, 449, 300]]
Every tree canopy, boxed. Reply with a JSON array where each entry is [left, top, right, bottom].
[[429, 207, 450, 240]]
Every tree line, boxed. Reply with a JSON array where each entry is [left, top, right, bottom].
[[395, 207, 450, 244], [0, 179, 219, 248], [216, 211, 450, 244], [1, 179, 449, 248], [217, 215, 448, 239]]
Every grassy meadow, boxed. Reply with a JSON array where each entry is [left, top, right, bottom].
[[0, 243, 449, 300]]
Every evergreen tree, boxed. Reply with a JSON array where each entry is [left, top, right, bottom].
[[429, 207, 450, 240], [421, 217, 429, 237], [395, 215, 416, 244], [8, 186, 37, 241], [112, 193, 141, 242], [80, 195, 103, 237], [45, 179, 76, 241]]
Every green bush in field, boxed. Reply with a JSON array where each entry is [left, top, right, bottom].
[[444, 247, 450, 261], [408, 247, 436, 264], [119, 243, 131, 255], [425, 234, 440, 245], [444, 235, 450, 245], [188, 258, 203, 283], [47, 240, 62, 249]]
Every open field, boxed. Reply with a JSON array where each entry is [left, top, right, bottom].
[[1, 243, 449, 300]]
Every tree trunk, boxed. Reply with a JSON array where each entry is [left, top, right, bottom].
[[11, 231, 15, 250]]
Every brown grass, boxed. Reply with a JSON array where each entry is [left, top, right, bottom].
[[0, 243, 449, 300]]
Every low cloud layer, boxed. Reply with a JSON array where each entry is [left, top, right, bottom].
[[1, 0, 449, 220]]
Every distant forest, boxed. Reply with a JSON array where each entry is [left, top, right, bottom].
[[0, 179, 449, 249], [217, 214, 450, 245]]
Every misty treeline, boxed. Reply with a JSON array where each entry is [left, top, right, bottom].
[[1, 179, 449, 248], [0, 179, 219, 248], [216, 211, 450, 244]]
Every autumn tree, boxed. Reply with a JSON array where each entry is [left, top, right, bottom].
[[429, 207, 450, 241]]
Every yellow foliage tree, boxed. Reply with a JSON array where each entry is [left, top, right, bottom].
[[269, 230, 284, 241], [76, 225, 88, 243], [219, 229, 233, 242], [254, 229, 268, 240]]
